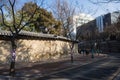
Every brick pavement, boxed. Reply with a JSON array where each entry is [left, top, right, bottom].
[[0, 53, 107, 80]]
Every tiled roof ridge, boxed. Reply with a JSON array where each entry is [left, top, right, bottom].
[[0, 30, 72, 41]]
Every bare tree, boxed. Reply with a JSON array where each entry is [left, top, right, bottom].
[[103, 15, 120, 39], [0, 0, 44, 76], [50, 0, 77, 63], [115, 15, 120, 32], [51, 0, 75, 37], [88, 0, 120, 3]]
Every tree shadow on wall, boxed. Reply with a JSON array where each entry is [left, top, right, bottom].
[[16, 40, 32, 62], [62, 44, 70, 57], [50, 42, 58, 59], [0, 40, 11, 64], [0, 40, 32, 63]]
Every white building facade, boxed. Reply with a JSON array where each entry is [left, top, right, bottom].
[[70, 13, 94, 40]]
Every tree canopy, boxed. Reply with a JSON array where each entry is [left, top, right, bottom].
[[0, 1, 62, 35], [19, 2, 62, 35]]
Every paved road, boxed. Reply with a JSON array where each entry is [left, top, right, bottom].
[[38, 53, 120, 80], [0, 54, 107, 80]]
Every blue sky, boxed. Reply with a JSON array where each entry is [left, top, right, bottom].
[[68, 0, 120, 18], [42, 0, 120, 18], [16, 0, 120, 18]]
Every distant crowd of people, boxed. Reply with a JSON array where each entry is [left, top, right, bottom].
[[78, 41, 102, 58]]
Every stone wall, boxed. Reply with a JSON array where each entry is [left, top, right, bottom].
[[0, 40, 11, 63], [0, 39, 78, 63]]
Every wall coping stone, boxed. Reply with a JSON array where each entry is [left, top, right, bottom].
[[0, 30, 78, 42]]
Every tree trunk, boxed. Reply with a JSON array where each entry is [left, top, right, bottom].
[[71, 52, 73, 63], [9, 38, 16, 77], [70, 42, 74, 63]]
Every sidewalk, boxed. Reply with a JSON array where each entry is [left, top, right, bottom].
[[0, 53, 107, 80]]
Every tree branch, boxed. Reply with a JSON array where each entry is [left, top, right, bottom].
[[8, 0, 12, 6], [17, 7, 24, 30], [39, 0, 44, 6], [13, 0, 16, 6], [18, 4, 39, 33], [9, 0, 17, 33], [18, 21, 36, 33], [7, 0, 17, 33], [88, 0, 120, 4], [0, 6, 13, 34]]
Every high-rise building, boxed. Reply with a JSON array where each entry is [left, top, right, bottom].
[[77, 11, 120, 41], [69, 13, 94, 40], [96, 15, 104, 32], [96, 11, 120, 32]]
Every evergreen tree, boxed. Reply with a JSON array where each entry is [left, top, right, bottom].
[[19, 2, 62, 35]]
